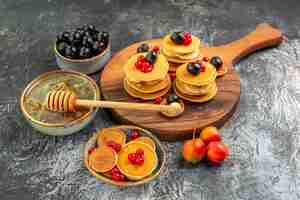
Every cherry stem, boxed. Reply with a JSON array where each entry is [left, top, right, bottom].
[[192, 128, 196, 141]]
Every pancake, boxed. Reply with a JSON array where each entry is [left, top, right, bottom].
[[174, 81, 218, 103], [124, 53, 169, 83], [126, 75, 171, 94], [162, 47, 200, 61], [162, 35, 200, 55], [175, 79, 214, 96], [123, 78, 171, 100], [176, 62, 217, 86]]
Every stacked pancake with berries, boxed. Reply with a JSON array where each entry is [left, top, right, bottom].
[[174, 58, 218, 103], [161, 31, 202, 65], [123, 44, 170, 100]]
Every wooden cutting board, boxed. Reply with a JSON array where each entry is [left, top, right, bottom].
[[100, 23, 282, 141]]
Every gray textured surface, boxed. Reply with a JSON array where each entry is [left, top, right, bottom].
[[1, 0, 300, 199]]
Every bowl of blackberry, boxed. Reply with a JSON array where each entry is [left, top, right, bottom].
[[54, 24, 111, 74]]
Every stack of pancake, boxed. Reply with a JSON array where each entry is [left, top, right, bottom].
[[161, 33, 202, 67], [123, 53, 171, 100], [174, 61, 218, 103]]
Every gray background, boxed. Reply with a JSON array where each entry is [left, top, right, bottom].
[[1, 0, 300, 199]]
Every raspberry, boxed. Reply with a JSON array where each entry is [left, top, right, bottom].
[[111, 166, 121, 174], [136, 148, 144, 157], [152, 45, 160, 53], [155, 96, 162, 104], [106, 140, 121, 153]]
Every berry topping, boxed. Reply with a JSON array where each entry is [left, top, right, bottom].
[[152, 45, 160, 53], [171, 31, 192, 45], [210, 56, 223, 70], [111, 166, 121, 174], [106, 140, 122, 153], [145, 51, 157, 65], [128, 149, 145, 166], [56, 25, 109, 59], [187, 62, 203, 75], [137, 43, 150, 53], [134, 53, 155, 73], [167, 94, 180, 104], [155, 96, 162, 104], [171, 32, 184, 44], [136, 148, 144, 157], [129, 129, 141, 140], [183, 32, 192, 46], [112, 172, 126, 181]]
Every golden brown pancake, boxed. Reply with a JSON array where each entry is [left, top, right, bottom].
[[126, 75, 170, 94], [123, 53, 169, 83], [175, 79, 214, 96], [123, 78, 171, 100], [174, 81, 217, 103], [176, 62, 217, 86], [162, 35, 201, 55]]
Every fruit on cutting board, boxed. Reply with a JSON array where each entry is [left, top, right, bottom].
[[207, 141, 229, 164], [182, 138, 206, 163], [200, 126, 221, 145]]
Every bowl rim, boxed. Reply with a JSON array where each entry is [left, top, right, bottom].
[[20, 70, 100, 127], [83, 125, 167, 187], [54, 41, 110, 63]]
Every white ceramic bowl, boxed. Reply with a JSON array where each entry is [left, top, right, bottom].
[[54, 43, 111, 74]]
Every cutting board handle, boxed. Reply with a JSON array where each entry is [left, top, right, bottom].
[[223, 23, 283, 64]]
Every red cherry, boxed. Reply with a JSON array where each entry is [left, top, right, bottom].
[[152, 45, 160, 53], [183, 37, 192, 46], [155, 96, 162, 104], [203, 57, 209, 62]]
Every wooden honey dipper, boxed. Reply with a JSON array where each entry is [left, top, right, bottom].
[[45, 90, 184, 117]]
